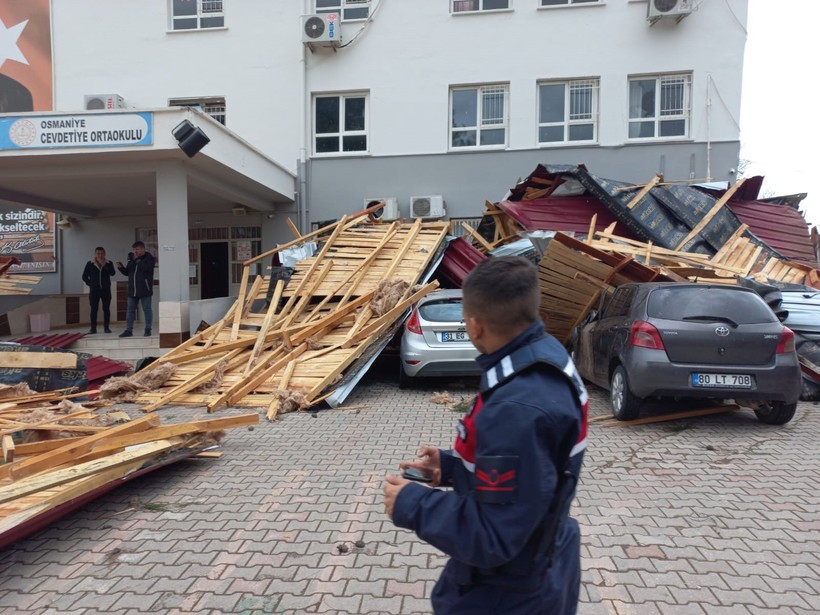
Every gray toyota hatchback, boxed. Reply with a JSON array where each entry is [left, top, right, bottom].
[[571, 283, 802, 424]]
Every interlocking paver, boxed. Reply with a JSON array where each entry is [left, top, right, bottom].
[[0, 368, 818, 614]]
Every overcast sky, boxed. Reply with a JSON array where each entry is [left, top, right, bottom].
[[740, 0, 819, 226]]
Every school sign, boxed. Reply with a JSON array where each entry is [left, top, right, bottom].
[[0, 112, 153, 150]]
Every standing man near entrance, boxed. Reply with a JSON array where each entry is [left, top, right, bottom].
[[116, 241, 155, 338], [81, 246, 115, 334]]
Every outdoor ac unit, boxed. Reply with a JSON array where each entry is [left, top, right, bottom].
[[410, 195, 446, 219], [302, 13, 342, 44], [84, 94, 126, 110], [364, 197, 399, 221], [647, 0, 693, 20]]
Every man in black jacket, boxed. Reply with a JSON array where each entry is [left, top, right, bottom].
[[116, 241, 155, 337], [81, 247, 116, 334]]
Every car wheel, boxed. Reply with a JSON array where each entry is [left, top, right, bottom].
[[398, 361, 411, 389], [754, 401, 797, 425], [610, 365, 642, 421]]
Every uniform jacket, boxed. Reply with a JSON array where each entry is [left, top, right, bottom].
[[82, 259, 116, 292], [117, 252, 155, 297], [393, 321, 588, 609]]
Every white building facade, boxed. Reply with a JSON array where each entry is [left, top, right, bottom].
[[0, 0, 748, 341]]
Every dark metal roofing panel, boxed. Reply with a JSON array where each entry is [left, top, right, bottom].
[[12, 332, 86, 348], [728, 200, 817, 264], [437, 238, 487, 288]]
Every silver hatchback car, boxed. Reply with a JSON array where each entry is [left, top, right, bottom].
[[571, 283, 802, 424], [399, 289, 480, 387]]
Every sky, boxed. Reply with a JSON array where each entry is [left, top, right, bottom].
[[740, 0, 819, 227]]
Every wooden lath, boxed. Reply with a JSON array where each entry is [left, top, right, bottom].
[[134, 214, 450, 414]]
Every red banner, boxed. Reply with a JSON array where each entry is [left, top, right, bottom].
[[0, 0, 53, 112]]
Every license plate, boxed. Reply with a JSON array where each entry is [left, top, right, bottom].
[[692, 373, 753, 388], [440, 331, 467, 342]]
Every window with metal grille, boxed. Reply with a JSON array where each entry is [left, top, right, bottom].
[[314, 93, 368, 155], [315, 0, 370, 20], [538, 78, 599, 144], [628, 73, 691, 139], [169, 97, 226, 125], [452, 0, 510, 13], [450, 84, 509, 148], [449, 217, 483, 238], [171, 0, 225, 30]]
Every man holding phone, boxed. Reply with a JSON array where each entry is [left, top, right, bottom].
[[384, 256, 588, 614], [116, 241, 155, 337]]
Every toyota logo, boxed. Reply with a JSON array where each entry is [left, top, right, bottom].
[[715, 326, 730, 337]]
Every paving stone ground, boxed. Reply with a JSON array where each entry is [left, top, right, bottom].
[[1, 359, 818, 614]]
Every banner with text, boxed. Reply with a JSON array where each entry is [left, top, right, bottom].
[[0, 208, 57, 273], [0, 112, 153, 150]]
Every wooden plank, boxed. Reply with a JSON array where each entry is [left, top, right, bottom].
[[600, 404, 740, 427], [243, 279, 285, 375], [2, 435, 14, 463], [286, 217, 302, 240], [675, 178, 747, 250], [0, 414, 161, 483], [626, 174, 662, 210], [230, 266, 251, 341], [0, 352, 77, 369], [462, 222, 493, 252], [0, 439, 182, 504]]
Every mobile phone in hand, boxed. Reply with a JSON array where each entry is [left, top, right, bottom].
[[401, 466, 432, 483]]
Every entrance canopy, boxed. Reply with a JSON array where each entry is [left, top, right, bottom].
[[0, 108, 296, 217]]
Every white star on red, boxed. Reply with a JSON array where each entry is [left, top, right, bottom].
[[0, 17, 29, 69]]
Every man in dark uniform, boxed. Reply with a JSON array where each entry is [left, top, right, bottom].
[[384, 256, 588, 614], [81, 246, 116, 333]]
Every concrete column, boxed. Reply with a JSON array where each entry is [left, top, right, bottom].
[[155, 165, 190, 347]]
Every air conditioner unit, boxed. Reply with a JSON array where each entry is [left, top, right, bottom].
[[647, 0, 693, 20], [84, 94, 126, 110], [302, 13, 342, 45], [364, 197, 399, 221], [410, 195, 446, 219]]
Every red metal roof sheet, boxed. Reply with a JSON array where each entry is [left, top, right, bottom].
[[438, 238, 487, 288], [496, 196, 639, 239], [728, 200, 817, 264], [12, 332, 86, 348], [86, 356, 131, 382]]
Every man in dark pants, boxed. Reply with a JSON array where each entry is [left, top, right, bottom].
[[384, 256, 589, 614], [116, 241, 155, 337], [81, 246, 116, 334]]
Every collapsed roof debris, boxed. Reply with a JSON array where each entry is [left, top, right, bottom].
[[134, 205, 450, 415]]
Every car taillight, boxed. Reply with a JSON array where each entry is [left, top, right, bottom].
[[406, 309, 422, 335], [776, 327, 795, 354], [629, 321, 665, 350]]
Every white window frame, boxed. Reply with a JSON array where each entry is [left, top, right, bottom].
[[451, 0, 511, 14], [169, 96, 226, 125], [450, 84, 509, 150], [539, 0, 602, 7], [170, 0, 225, 31], [628, 73, 692, 141], [313, 92, 369, 156], [315, 0, 370, 21], [537, 78, 599, 145]]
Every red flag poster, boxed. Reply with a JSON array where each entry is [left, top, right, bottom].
[[0, 0, 53, 112]]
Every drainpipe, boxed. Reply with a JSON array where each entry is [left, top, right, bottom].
[[706, 74, 713, 182], [299, 0, 310, 233]]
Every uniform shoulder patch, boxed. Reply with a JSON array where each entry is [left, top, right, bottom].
[[474, 455, 518, 504]]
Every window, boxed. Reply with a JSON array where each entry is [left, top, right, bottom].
[[601, 287, 636, 320], [629, 73, 692, 139], [538, 79, 599, 144], [450, 84, 508, 148], [452, 0, 510, 13], [171, 0, 224, 30], [316, 0, 370, 21], [540, 0, 600, 6], [169, 97, 226, 125], [314, 93, 368, 154]]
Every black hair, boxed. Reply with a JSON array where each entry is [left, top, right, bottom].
[[94, 246, 105, 252], [462, 256, 540, 335], [132, 241, 146, 249]]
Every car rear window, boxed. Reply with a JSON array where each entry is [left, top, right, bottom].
[[647, 287, 777, 324], [419, 299, 464, 323]]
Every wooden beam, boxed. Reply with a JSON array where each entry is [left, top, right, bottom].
[[0, 352, 77, 369], [675, 178, 747, 250], [626, 174, 662, 210]]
